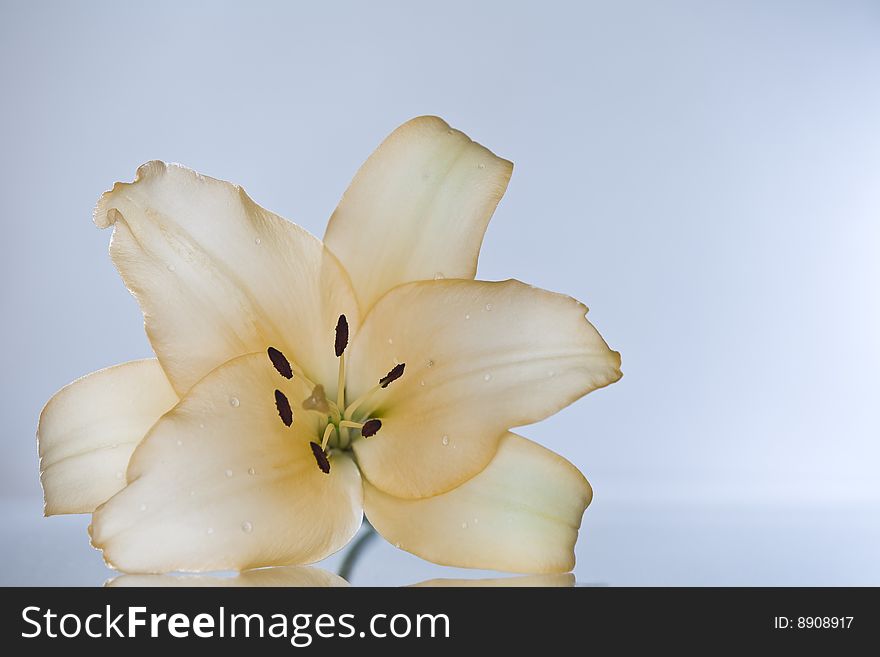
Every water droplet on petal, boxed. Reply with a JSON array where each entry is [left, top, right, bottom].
[[441, 435, 449, 446], [485, 303, 493, 311], [241, 521, 253, 534], [433, 272, 445, 280], [167, 263, 176, 272], [115, 471, 123, 480], [419, 380, 425, 387], [254, 237, 262, 245], [139, 503, 147, 512], [387, 338, 393, 345], [394, 542, 401, 548], [176, 439, 183, 446], [461, 521, 468, 529], [483, 373, 492, 382], [465, 313, 470, 320], [199, 423, 205, 429], [426, 359, 434, 368], [206, 527, 214, 535], [447, 129, 455, 135], [248, 467, 256, 475], [548, 370, 555, 378], [473, 517, 479, 525], [478, 163, 486, 169], [225, 469, 233, 478], [229, 397, 240, 408], [189, 490, 196, 497]]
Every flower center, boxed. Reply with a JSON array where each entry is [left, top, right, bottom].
[[266, 314, 405, 474]]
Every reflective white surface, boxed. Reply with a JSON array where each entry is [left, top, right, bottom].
[[5, 497, 879, 586], [2, 1, 879, 585]]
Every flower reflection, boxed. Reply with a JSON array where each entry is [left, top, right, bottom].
[[106, 566, 574, 587], [107, 566, 347, 587], [410, 573, 574, 587], [106, 532, 577, 587]]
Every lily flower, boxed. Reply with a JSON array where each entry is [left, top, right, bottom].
[[38, 116, 621, 574]]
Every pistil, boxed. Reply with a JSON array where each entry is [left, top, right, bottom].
[[302, 384, 330, 414]]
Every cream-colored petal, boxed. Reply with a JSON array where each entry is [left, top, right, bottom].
[[365, 433, 591, 574], [324, 116, 513, 312], [38, 359, 177, 516], [91, 353, 363, 573], [97, 161, 359, 395], [411, 573, 575, 587], [107, 566, 348, 587], [349, 279, 621, 498]]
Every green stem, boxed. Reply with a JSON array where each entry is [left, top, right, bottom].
[[337, 520, 377, 582]]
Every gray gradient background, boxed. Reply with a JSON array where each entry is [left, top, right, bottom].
[[1, 0, 878, 585]]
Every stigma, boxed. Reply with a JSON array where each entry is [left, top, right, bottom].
[[302, 384, 330, 413]]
